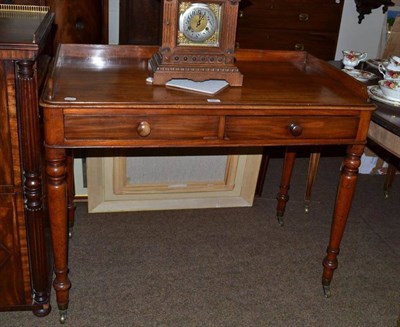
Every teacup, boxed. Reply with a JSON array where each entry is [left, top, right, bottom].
[[342, 50, 367, 69], [378, 64, 400, 80], [378, 79, 400, 100], [386, 55, 400, 71]]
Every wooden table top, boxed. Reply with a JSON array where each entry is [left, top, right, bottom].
[[41, 44, 375, 113]]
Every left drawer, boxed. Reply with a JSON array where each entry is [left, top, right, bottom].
[[64, 115, 220, 141]]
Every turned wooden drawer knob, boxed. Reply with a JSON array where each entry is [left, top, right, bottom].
[[137, 121, 151, 137], [294, 43, 305, 51], [289, 123, 303, 137]]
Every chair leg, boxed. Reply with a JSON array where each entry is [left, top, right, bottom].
[[384, 164, 397, 199], [304, 152, 321, 213]]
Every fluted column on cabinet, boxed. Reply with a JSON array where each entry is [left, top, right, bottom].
[[16, 60, 51, 316]]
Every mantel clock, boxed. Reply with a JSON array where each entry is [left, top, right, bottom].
[[149, 0, 243, 86]]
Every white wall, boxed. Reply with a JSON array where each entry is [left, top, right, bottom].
[[108, 0, 119, 44], [335, 0, 387, 60]]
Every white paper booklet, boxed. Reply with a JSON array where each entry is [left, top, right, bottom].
[[165, 79, 229, 95]]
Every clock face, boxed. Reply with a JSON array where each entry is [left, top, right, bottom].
[[178, 2, 221, 47]]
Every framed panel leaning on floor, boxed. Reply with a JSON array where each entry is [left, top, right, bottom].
[[87, 153, 262, 213]]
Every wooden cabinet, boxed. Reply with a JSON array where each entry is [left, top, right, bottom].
[[46, 0, 108, 49], [0, 4, 54, 316], [119, 0, 161, 45], [1, 0, 108, 51], [236, 0, 344, 60], [0, 0, 106, 316], [119, 0, 343, 60]]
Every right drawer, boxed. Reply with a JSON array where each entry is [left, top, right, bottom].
[[225, 116, 359, 141], [238, 3, 343, 33]]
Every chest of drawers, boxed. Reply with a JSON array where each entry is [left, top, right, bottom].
[[236, 0, 344, 60]]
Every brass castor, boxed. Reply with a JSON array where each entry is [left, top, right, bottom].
[[304, 201, 310, 214], [59, 309, 67, 324], [276, 215, 284, 227], [323, 284, 331, 298]]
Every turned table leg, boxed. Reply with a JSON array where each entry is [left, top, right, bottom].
[[46, 147, 70, 323], [384, 163, 397, 199], [322, 144, 363, 297], [276, 148, 296, 226], [66, 152, 76, 238], [304, 150, 321, 214]]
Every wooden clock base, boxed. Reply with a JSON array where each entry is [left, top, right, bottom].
[[148, 50, 243, 86]]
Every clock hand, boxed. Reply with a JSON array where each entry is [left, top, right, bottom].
[[196, 13, 205, 27]]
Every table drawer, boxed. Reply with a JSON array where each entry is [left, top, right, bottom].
[[236, 29, 338, 59], [225, 116, 359, 140], [64, 115, 220, 140], [238, 4, 342, 33]]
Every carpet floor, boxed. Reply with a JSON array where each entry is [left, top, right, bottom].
[[1, 155, 399, 327]]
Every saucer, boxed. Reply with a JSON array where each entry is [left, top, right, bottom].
[[365, 59, 389, 69], [368, 85, 400, 106], [342, 68, 377, 82]]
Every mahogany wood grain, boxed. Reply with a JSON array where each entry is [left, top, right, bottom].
[[40, 45, 375, 319], [0, 6, 54, 316]]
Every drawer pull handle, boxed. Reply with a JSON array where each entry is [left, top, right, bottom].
[[238, 10, 244, 18], [294, 43, 305, 51], [289, 123, 303, 137], [137, 121, 151, 137], [299, 13, 309, 21]]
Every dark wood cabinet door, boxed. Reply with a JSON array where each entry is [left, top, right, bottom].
[[119, 0, 162, 45], [47, 0, 105, 46]]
